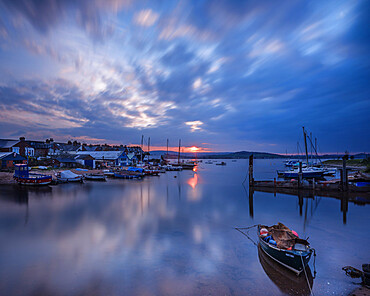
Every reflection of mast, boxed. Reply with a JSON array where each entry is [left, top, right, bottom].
[[340, 194, 348, 224], [140, 184, 143, 215], [249, 187, 254, 218]]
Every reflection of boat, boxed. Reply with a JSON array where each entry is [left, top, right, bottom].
[[258, 224, 313, 275], [13, 164, 52, 186], [258, 245, 313, 295], [84, 173, 106, 181]]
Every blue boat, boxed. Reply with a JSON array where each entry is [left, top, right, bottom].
[[258, 224, 314, 275], [13, 164, 52, 186]]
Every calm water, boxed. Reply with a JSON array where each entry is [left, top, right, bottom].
[[0, 159, 369, 295]]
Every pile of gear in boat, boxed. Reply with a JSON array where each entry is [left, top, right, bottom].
[[260, 223, 307, 250]]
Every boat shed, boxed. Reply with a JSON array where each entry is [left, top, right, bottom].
[[0, 152, 26, 169], [74, 154, 95, 169], [55, 158, 78, 168], [76, 151, 128, 167]]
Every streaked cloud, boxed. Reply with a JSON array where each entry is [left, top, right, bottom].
[[134, 9, 159, 27], [0, 0, 368, 152]]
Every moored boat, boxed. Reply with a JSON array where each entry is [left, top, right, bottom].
[[56, 170, 83, 183], [258, 223, 314, 275], [84, 173, 106, 181], [13, 164, 52, 186], [277, 167, 325, 178]]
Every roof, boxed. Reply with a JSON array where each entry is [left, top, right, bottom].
[[83, 146, 98, 151], [127, 152, 137, 160], [75, 154, 94, 160], [77, 151, 125, 160], [60, 145, 81, 152], [0, 152, 26, 160], [0, 139, 20, 148], [0, 152, 13, 159], [56, 158, 77, 163]]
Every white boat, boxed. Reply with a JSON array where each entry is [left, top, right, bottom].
[[277, 167, 326, 178], [84, 173, 106, 181], [57, 170, 83, 183]]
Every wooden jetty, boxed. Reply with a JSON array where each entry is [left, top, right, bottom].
[[248, 155, 370, 194]]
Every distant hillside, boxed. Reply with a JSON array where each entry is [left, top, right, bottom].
[[199, 151, 283, 159], [149, 150, 283, 159], [149, 151, 369, 160]]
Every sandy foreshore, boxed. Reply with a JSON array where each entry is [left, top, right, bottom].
[[0, 168, 107, 185]]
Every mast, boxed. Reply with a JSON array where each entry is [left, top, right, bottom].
[[166, 139, 169, 159], [141, 135, 144, 163], [178, 139, 181, 164], [148, 137, 150, 163], [302, 127, 309, 166]]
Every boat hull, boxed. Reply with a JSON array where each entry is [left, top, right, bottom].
[[114, 173, 142, 179], [258, 226, 312, 275], [14, 176, 52, 186]]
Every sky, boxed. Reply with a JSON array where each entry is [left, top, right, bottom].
[[0, 0, 369, 153]]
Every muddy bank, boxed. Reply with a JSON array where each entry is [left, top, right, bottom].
[[0, 169, 107, 185]]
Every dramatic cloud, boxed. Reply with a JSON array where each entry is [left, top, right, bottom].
[[0, 0, 369, 152]]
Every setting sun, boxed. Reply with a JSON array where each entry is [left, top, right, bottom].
[[189, 146, 199, 152]]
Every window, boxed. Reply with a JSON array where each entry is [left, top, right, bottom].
[[12, 147, 20, 154]]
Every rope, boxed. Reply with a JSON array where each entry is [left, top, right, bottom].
[[300, 253, 314, 296], [235, 225, 258, 246]]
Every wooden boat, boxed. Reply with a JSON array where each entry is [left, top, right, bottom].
[[114, 169, 143, 179], [84, 173, 106, 181], [258, 245, 313, 295], [56, 170, 83, 183], [257, 224, 313, 275], [13, 164, 52, 186]]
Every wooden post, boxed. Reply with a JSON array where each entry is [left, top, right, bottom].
[[249, 155, 254, 186], [298, 161, 303, 188], [342, 156, 348, 191], [312, 178, 315, 190]]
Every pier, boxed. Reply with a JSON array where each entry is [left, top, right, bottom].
[[248, 155, 370, 194]]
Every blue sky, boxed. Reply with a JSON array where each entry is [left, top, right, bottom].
[[0, 0, 369, 153]]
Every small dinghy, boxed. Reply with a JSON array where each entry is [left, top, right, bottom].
[[84, 173, 106, 181], [258, 223, 314, 275]]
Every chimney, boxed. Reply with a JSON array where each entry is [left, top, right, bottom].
[[19, 137, 25, 141]]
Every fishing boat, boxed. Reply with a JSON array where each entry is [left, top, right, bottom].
[[257, 223, 314, 275], [216, 161, 226, 166], [56, 170, 83, 183], [84, 173, 106, 181], [13, 164, 52, 186], [114, 168, 143, 179]]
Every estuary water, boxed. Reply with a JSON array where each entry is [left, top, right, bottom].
[[0, 159, 369, 295]]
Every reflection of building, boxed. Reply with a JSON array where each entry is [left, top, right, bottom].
[[258, 245, 313, 296]]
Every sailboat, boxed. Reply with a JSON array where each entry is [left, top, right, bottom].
[[278, 128, 327, 178]]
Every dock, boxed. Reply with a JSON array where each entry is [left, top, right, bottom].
[[248, 155, 370, 194]]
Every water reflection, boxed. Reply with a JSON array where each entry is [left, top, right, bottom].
[[0, 160, 368, 295], [250, 186, 370, 224], [258, 245, 313, 295]]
